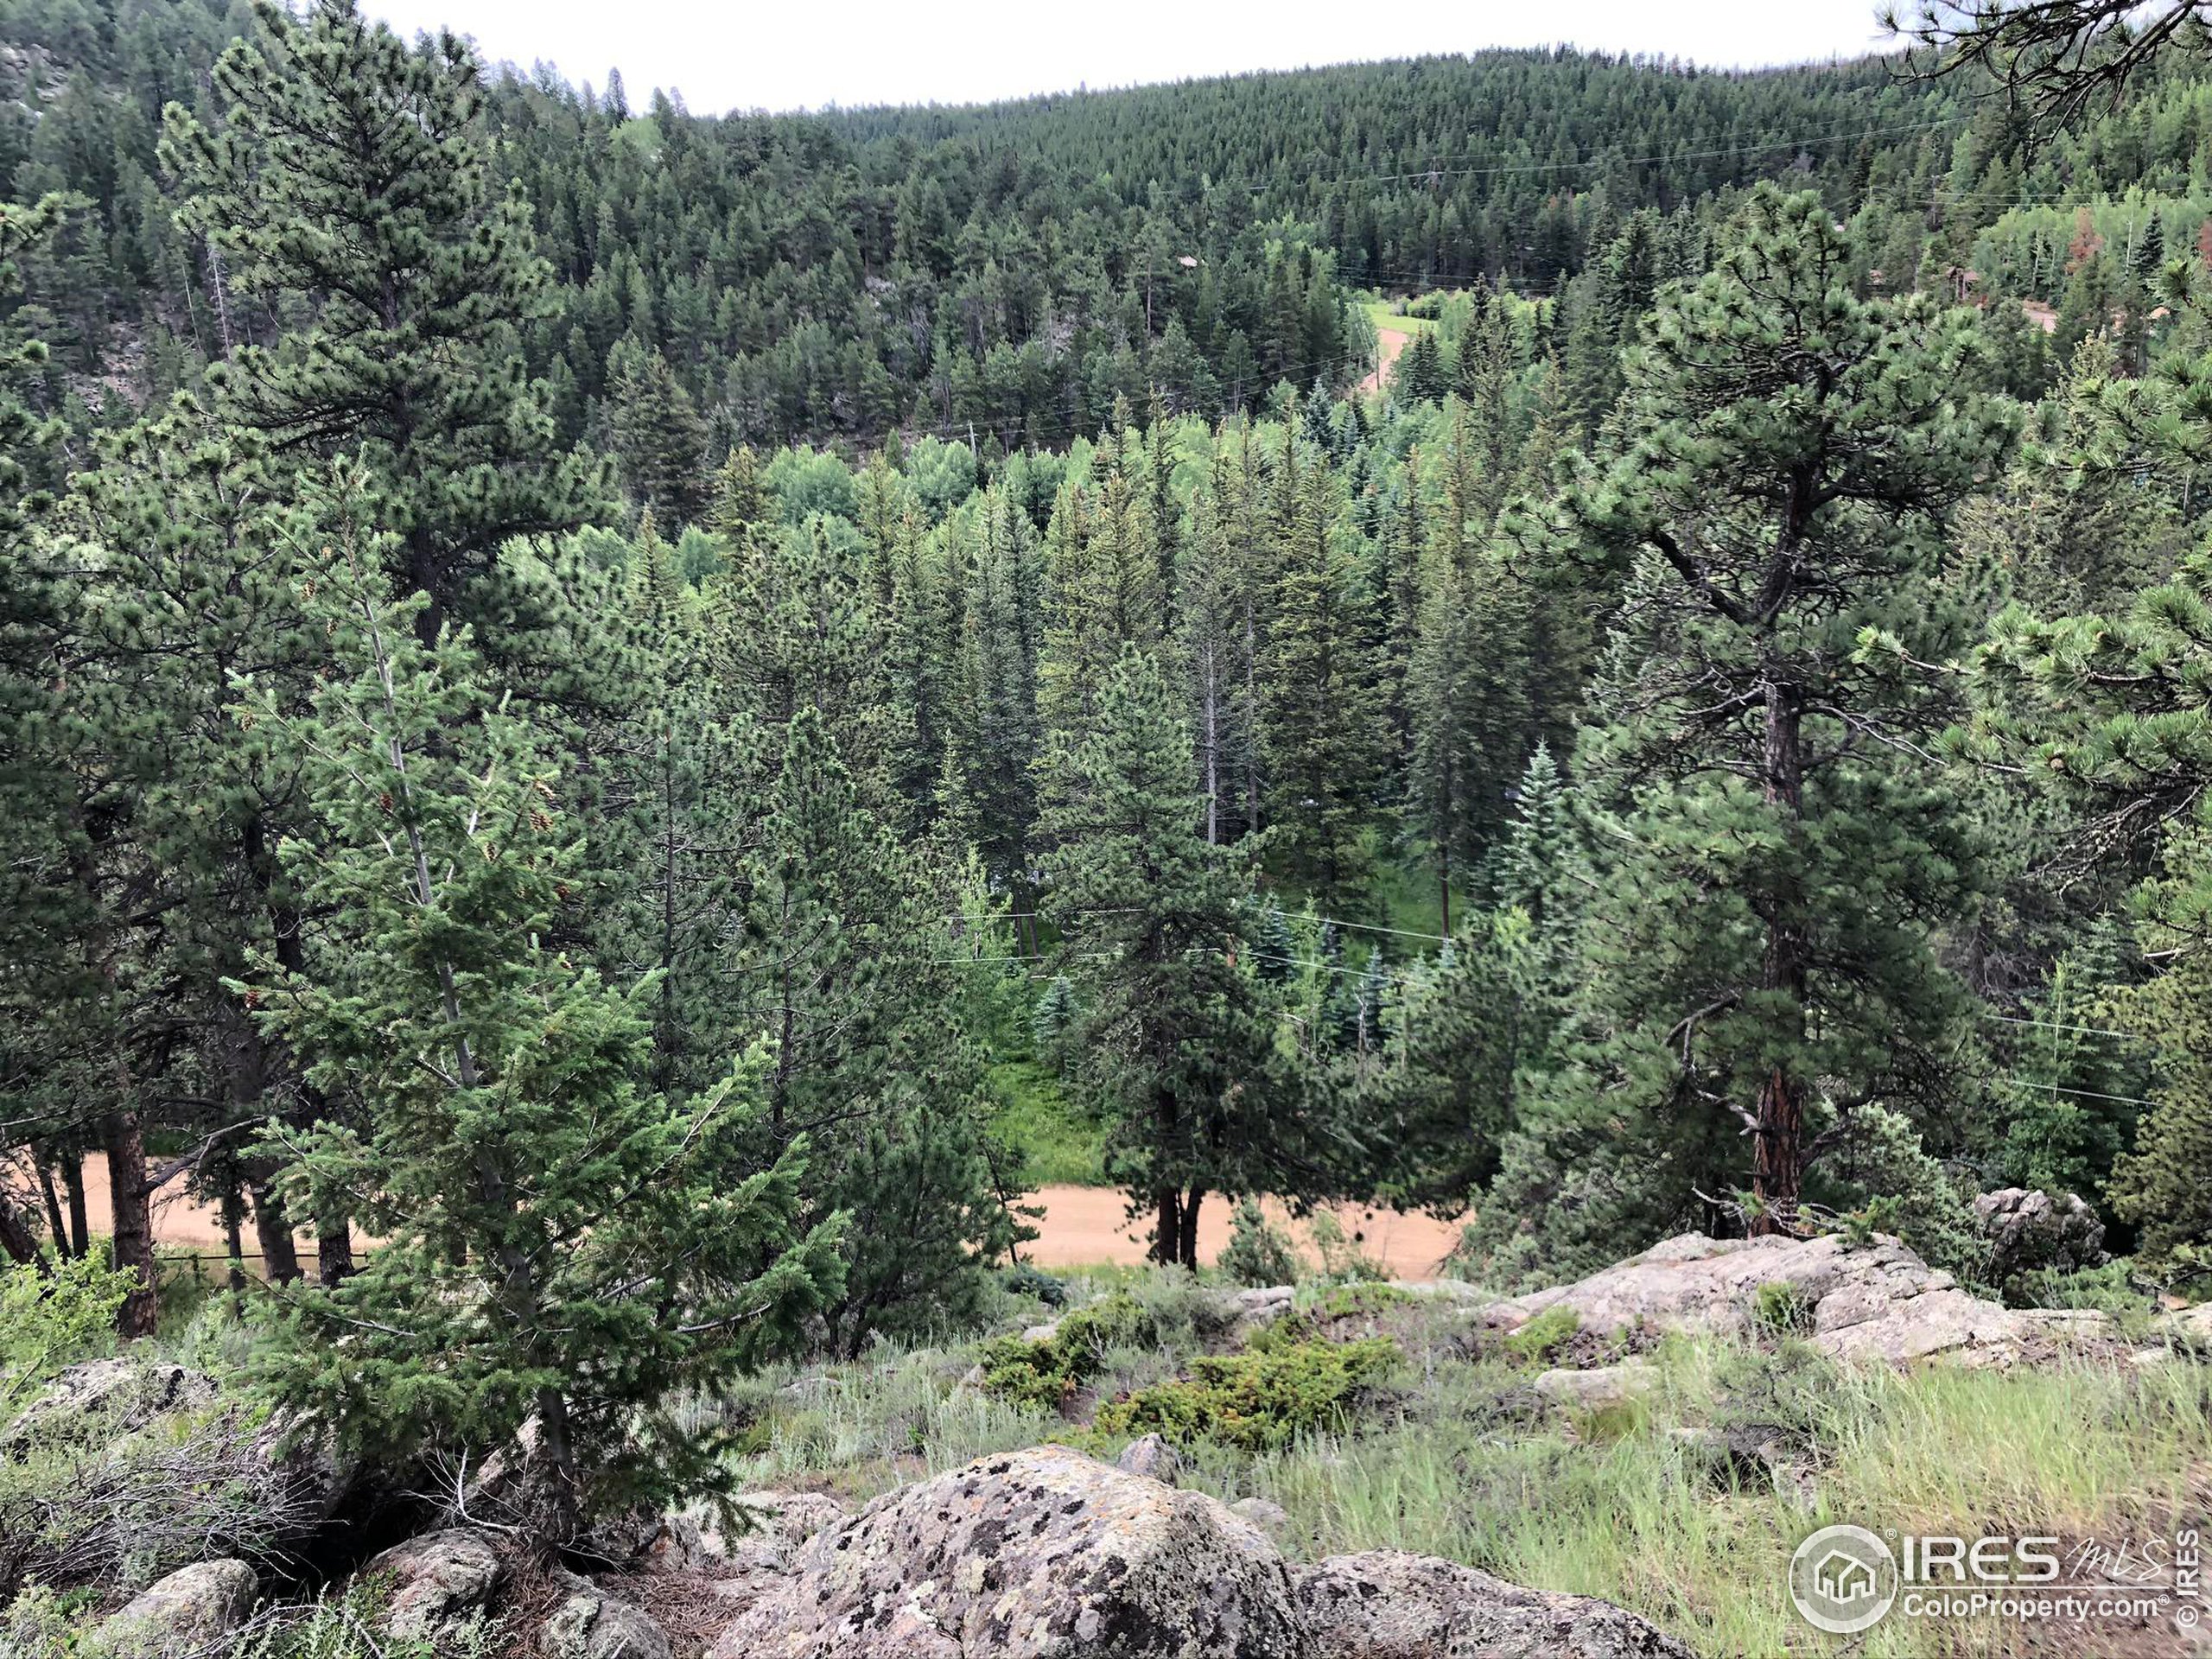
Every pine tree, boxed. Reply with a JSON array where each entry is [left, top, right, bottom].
[[608, 346, 712, 528], [1257, 438, 1385, 906], [734, 706, 1016, 1352], [1040, 647, 1286, 1267], [234, 502, 842, 1536], [161, 0, 602, 642], [1558, 187, 2016, 1236]]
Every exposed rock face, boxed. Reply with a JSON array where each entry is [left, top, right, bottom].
[[1973, 1188, 2107, 1285], [94, 1559, 257, 1657], [543, 1569, 673, 1659], [704, 1446, 1310, 1658], [1497, 1231, 2107, 1366], [367, 1528, 505, 1643], [1114, 1433, 1182, 1484], [1289, 1550, 1694, 1659]]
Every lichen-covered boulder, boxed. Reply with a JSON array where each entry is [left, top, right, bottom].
[[1496, 1231, 2107, 1367], [704, 1446, 1309, 1658], [94, 1560, 257, 1657], [543, 1570, 672, 1659], [1290, 1550, 1694, 1659], [1973, 1187, 2107, 1288], [366, 1528, 505, 1643]]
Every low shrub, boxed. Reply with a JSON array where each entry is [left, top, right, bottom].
[[1093, 1332, 1400, 1452], [1501, 1304, 1580, 1369], [1002, 1264, 1068, 1308], [1306, 1282, 1413, 1322], [976, 1293, 1154, 1411], [1752, 1281, 1815, 1336], [1218, 1200, 1302, 1288]]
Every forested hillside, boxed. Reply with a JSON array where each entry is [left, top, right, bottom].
[[9, 0, 2208, 465], [7, 0, 2212, 1566]]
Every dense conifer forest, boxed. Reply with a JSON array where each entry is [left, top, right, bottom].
[[7, 0, 2212, 1555]]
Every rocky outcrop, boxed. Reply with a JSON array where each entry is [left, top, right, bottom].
[[543, 1569, 672, 1659], [1974, 1188, 2107, 1287], [93, 1559, 257, 1657], [1496, 1231, 2108, 1366], [1289, 1550, 1694, 1659], [367, 1528, 505, 1643], [704, 1446, 1309, 1658]]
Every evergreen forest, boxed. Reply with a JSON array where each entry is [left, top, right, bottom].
[[7, 0, 2212, 1556]]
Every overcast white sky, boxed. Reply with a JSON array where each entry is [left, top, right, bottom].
[[360, 0, 1904, 117]]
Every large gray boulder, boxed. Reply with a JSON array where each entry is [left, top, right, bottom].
[[704, 1446, 1309, 1659], [366, 1528, 505, 1643], [1496, 1231, 2107, 1366], [1290, 1550, 1694, 1659], [92, 1559, 257, 1657], [543, 1569, 672, 1659], [1973, 1187, 2107, 1287]]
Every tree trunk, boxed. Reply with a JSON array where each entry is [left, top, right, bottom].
[[220, 1179, 248, 1299], [316, 1210, 355, 1286], [105, 1111, 159, 1337], [1152, 1186, 1181, 1267], [30, 1147, 67, 1254], [1750, 680, 1808, 1237], [61, 1153, 88, 1258], [1177, 1188, 1204, 1270], [0, 1194, 39, 1265], [250, 1176, 302, 1284]]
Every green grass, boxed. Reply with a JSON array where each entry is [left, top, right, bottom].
[[987, 1058, 1108, 1185], [696, 1268, 2212, 1659], [1361, 299, 1444, 338]]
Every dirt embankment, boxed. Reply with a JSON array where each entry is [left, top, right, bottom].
[[71, 1156, 1463, 1275]]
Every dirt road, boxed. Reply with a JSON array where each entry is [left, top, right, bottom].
[[1359, 325, 1409, 396], [71, 1157, 1463, 1276]]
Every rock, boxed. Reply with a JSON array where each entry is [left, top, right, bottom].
[[1496, 1231, 2109, 1367], [1290, 1549, 1693, 1659], [3, 1358, 221, 1452], [1231, 1497, 1292, 1534], [2159, 1303, 2212, 1345], [95, 1560, 257, 1656], [543, 1570, 672, 1659], [1115, 1433, 1182, 1484], [1670, 1426, 1819, 1509], [368, 1528, 505, 1643], [1974, 1188, 2107, 1286], [697, 1490, 852, 1572], [704, 1445, 1309, 1659], [1227, 1284, 1297, 1338], [1533, 1362, 1657, 1412], [1019, 1321, 1062, 1344]]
